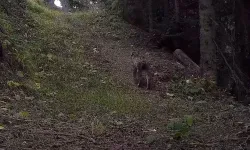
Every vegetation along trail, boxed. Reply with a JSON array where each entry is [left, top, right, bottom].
[[0, 0, 250, 149]]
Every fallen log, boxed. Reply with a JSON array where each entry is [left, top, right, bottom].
[[173, 49, 200, 75]]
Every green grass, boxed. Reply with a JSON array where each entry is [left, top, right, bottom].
[[1, 0, 151, 119], [27, 0, 61, 19]]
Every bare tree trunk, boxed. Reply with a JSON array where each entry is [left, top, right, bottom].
[[122, 0, 127, 18], [236, 0, 249, 57], [174, 0, 180, 23], [148, 0, 153, 32], [164, 0, 169, 23], [199, 0, 216, 77], [234, 0, 250, 104]]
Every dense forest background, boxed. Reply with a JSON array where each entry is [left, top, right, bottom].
[[115, 0, 250, 105]]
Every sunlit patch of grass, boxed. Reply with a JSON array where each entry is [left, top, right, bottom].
[[39, 54, 151, 117], [72, 11, 98, 20], [86, 85, 151, 115], [27, 0, 60, 19]]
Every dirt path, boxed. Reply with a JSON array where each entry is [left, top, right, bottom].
[[92, 28, 185, 95], [98, 38, 135, 86]]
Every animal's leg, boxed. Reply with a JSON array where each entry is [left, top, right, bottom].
[[137, 69, 142, 87], [133, 67, 138, 84], [146, 73, 150, 90]]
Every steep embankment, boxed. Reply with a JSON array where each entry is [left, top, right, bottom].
[[0, 1, 250, 149]]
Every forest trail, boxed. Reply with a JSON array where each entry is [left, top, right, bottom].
[[52, 0, 185, 94], [85, 23, 184, 94]]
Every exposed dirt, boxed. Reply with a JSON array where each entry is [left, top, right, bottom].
[[89, 26, 186, 93]]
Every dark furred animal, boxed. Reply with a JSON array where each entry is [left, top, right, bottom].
[[130, 52, 150, 90]]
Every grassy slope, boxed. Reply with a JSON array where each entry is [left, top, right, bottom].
[[1, 0, 150, 118], [0, 2, 155, 148]]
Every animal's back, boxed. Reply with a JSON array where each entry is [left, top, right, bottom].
[[131, 53, 148, 70]]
